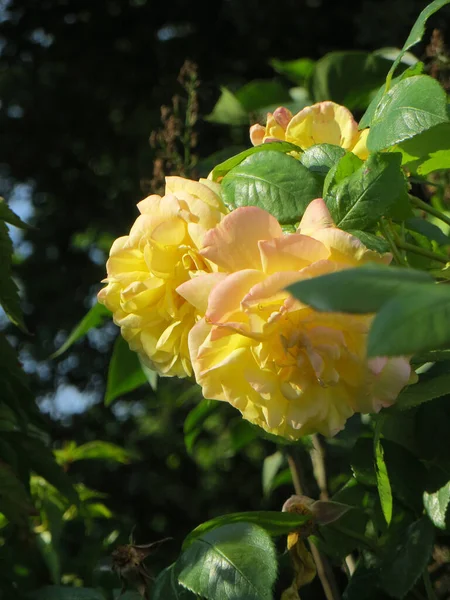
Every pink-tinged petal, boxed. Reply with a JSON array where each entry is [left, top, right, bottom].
[[351, 128, 370, 160], [241, 270, 305, 310], [297, 198, 335, 235], [310, 229, 392, 266], [206, 269, 265, 322], [201, 207, 283, 271], [176, 272, 227, 314], [366, 356, 413, 411], [259, 233, 329, 274], [250, 124, 266, 146], [285, 101, 359, 150], [273, 106, 293, 128]]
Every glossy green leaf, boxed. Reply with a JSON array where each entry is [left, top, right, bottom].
[[105, 335, 149, 405], [324, 152, 407, 230], [374, 417, 393, 526], [52, 302, 111, 358], [368, 284, 450, 357], [300, 143, 346, 175], [393, 372, 450, 412], [288, 265, 433, 314], [323, 151, 362, 196], [235, 80, 291, 111], [423, 481, 450, 530], [385, 0, 450, 88], [0, 221, 26, 330], [152, 564, 195, 600], [221, 150, 322, 224], [205, 87, 248, 125], [359, 62, 424, 129], [211, 141, 302, 181], [178, 523, 277, 600], [367, 76, 449, 151], [183, 510, 311, 549], [0, 197, 31, 229], [270, 58, 315, 84], [380, 517, 435, 599]]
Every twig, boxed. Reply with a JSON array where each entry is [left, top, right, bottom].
[[410, 195, 450, 229], [286, 450, 341, 600], [423, 569, 438, 600]]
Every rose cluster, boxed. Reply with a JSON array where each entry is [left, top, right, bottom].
[[98, 102, 413, 440]]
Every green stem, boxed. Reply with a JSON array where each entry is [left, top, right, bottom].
[[396, 240, 448, 264], [423, 569, 437, 600], [410, 195, 450, 229], [380, 219, 406, 266]]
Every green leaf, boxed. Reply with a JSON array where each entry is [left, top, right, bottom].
[[351, 438, 427, 513], [300, 144, 346, 175], [139, 357, 158, 392], [52, 302, 111, 358], [324, 152, 408, 230], [346, 231, 390, 253], [342, 564, 381, 600], [367, 75, 449, 151], [270, 58, 315, 85], [311, 51, 404, 111], [221, 151, 322, 225], [152, 564, 195, 600], [380, 517, 435, 599], [374, 416, 393, 526], [423, 480, 450, 530], [105, 335, 150, 405], [287, 265, 433, 314], [359, 62, 424, 129], [0, 197, 31, 229], [206, 87, 248, 125], [385, 0, 450, 88], [0, 221, 26, 330], [210, 141, 302, 181], [182, 511, 311, 550], [177, 523, 277, 600], [393, 372, 450, 412], [323, 151, 363, 196], [262, 451, 284, 497], [406, 216, 450, 245], [56, 440, 133, 464], [368, 284, 450, 357], [398, 123, 450, 175], [235, 80, 291, 112]]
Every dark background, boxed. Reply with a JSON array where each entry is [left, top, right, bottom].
[[0, 0, 448, 597]]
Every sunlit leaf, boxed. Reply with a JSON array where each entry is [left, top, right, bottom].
[[52, 302, 111, 358], [105, 335, 150, 405], [424, 481, 450, 530]]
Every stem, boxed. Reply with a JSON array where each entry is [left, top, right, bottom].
[[423, 569, 437, 600], [380, 219, 406, 266], [410, 195, 450, 229], [286, 450, 341, 600], [310, 435, 328, 500], [396, 240, 448, 264]]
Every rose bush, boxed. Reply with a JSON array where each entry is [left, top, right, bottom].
[[98, 176, 227, 377], [250, 101, 369, 159], [177, 199, 413, 439]]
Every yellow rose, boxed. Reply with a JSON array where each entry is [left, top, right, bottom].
[[177, 200, 412, 439], [250, 102, 369, 160], [98, 176, 228, 378]]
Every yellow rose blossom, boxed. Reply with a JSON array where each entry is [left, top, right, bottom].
[[98, 176, 228, 378], [177, 199, 413, 439], [250, 101, 369, 160]]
